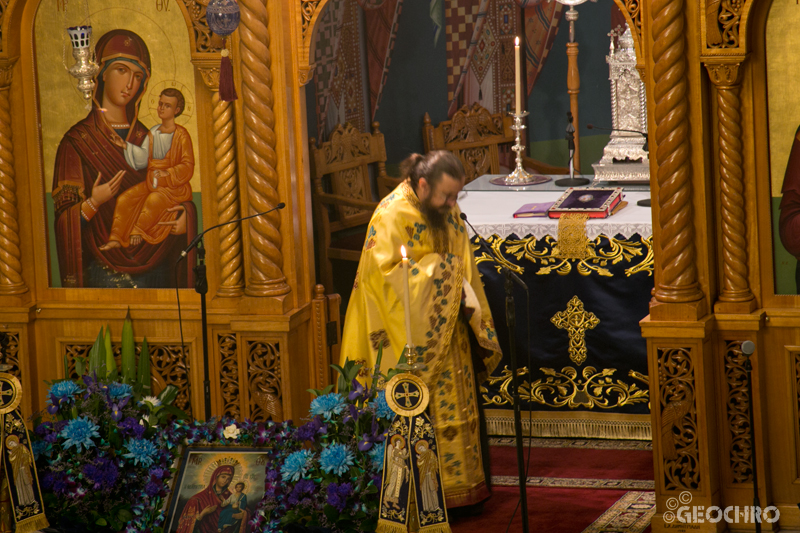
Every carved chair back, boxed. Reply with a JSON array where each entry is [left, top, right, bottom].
[[309, 122, 390, 292], [422, 103, 513, 183]]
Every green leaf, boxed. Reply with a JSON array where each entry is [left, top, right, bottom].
[[88, 328, 105, 376], [121, 308, 136, 385], [95, 518, 108, 526], [158, 384, 179, 406], [105, 324, 117, 380], [74, 356, 86, 379], [161, 404, 190, 420], [136, 337, 151, 397]]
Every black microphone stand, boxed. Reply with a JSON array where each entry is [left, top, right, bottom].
[[556, 112, 590, 187], [505, 272, 530, 533], [177, 202, 285, 420], [194, 242, 212, 420], [461, 213, 529, 533]]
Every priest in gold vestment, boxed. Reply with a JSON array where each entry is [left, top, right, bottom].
[[341, 151, 502, 510]]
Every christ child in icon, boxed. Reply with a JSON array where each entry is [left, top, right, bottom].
[[100, 87, 194, 250]]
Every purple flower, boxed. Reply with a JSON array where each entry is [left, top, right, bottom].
[[83, 457, 119, 490], [358, 434, 374, 452], [149, 467, 167, 480], [145, 481, 161, 497], [348, 378, 368, 402], [119, 417, 145, 439], [326, 482, 353, 512]]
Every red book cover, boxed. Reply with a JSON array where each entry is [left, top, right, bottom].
[[547, 188, 624, 219]]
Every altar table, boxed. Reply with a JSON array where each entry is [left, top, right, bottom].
[[458, 176, 654, 440]]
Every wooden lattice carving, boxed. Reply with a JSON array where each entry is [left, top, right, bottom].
[[247, 340, 282, 422], [724, 340, 752, 484], [218, 333, 240, 419], [442, 104, 503, 145], [658, 347, 700, 490]]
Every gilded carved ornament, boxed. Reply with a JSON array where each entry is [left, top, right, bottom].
[[297, 0, 327, 86], [703, 60, 743, 87]]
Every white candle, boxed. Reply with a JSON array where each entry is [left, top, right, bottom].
[[515, 36, 523, 114], [400, 246, 413, 349]]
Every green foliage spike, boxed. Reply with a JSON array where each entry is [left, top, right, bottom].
[[121, 309, 135, 384], [104, 325, 117, 380], [88, 328, 105, 376], [135, 337, 151, 397]]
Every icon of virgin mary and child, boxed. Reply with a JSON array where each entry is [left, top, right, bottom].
[[51, 29, 198, 288]]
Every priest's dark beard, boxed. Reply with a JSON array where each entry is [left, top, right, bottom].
[[420, 202, 450, 252]]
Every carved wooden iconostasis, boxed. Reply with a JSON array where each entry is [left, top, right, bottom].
[[631, 0, 800, 530], [0, 0, 340, 426]]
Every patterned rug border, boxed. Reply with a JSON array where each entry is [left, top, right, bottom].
[[489, 437, 653, 451], [491, 475, 655, 490], [581, 491, 656, 533]]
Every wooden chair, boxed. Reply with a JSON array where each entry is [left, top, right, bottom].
[[422, 103, 568, 183], [309, 121, 397, 293]]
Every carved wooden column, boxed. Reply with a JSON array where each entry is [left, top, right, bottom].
[[198, 66, 245, 298], [0, 61, 26, 296], [240, 0, 290, 297], [650, 0, 705, 317], [705, 60, 755, 312]]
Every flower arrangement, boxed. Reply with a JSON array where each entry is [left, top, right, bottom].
[[33, 315, 188, 532], [33, 319, 400, 532], [252, 353, 400, 533]]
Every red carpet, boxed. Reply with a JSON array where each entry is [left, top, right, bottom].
[[450, 439, 655, 533]]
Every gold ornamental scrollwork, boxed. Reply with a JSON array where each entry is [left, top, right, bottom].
[[499, 234, 653, 278], [658, 347, 700, 490], [705, 0, 749, 50], [551, 296, 599, 366], [198, 66, 221, 90], [471, 235, 523, 277], [481, 365, 649, 410], [297, 0, 327, 86], [704, 61, 742, 88]]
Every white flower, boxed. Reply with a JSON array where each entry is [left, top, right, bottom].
[[139, 395, 161, 408], [223, 424, 241, 440], [139, 415, 151, 427]]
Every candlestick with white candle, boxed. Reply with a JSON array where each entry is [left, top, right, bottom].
[[515, 36, 523, 114], [400, 246, 413, 350]]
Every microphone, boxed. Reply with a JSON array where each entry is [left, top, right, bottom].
[[179, 202, 286, 259], [460, 213, 527, 291], [587, 124, 649, 152]]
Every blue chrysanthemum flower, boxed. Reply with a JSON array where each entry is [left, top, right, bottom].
[[309, 393, 346, 419], [374, 390, 395, 420], [319, 443, 355, 476], [368, 441, 386, 472], [59, 416, 100, 452], [31, 440, 51, 460], [108, 382, 133, 400], [281, 449, 315, 482], [47, 381, 82, 405], [123, 438, 158, 467]]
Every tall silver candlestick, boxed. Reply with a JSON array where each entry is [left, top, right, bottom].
[[496, 111, 540, 185]]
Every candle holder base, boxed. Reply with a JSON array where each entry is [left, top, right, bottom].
[[494, 167, 550, 186]]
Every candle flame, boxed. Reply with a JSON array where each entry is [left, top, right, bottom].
[[515, 36, 519, 47], [400, 245, 407, 258]]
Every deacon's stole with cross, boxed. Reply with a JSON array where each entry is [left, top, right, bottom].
[[341, 182, 502, 508]]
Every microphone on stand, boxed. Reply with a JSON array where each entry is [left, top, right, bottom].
[[587, 124, 649, 153], [555, 112, 590, 187], [460, 211, 531, 533], [460, 213, 527, 291], [175, 201, 286, 420], [180, 202, 286, 259]]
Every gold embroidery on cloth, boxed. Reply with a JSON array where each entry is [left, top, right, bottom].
[[494, 234, 654, 278], [551, 296, 599, 365], [481, 366, 649, 409], [555, 214, 590, 260]]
